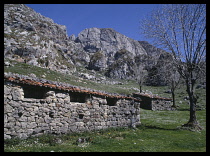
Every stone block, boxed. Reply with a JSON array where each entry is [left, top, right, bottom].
[[56, 93, 69, 98], [4, 122, 14, 129], [45, 91, 55, 97], [18, 116, 27, 122], [4, 104, 13, 113], [76, 122, 84, 127], [11, 87, 24, 101], [4, 85, 11, 95], [44, 116, 51, 123], [69, 126, 77, 132], [17, 133, 28, 139], [21, 122, 28, 129], [4, 134, 11, 139], [60, 126, 68, 133], [27, 129, 34, 135], [27, 116, 35, 122]]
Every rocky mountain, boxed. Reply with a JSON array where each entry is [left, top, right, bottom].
[[76, 27, 147, 56], [4, 4, 171, 84]]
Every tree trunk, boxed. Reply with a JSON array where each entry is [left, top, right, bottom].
[[188, 90, 197, 124], [171, 90, 176, 108], [182, 79, 202, 130], [139, 85, 142, 93]]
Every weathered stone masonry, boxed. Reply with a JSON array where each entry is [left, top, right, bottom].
[[4, 73, 141, 139]]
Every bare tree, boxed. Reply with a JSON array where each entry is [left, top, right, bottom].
[[135, 65, 148, 93], [141, 4, 206, 129], [169, 70, 180, 108], [162, 59, 181, 108], [134, 54, 150, 93]]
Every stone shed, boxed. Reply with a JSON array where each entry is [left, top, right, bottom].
[[4, 73, 141, 139], [133, 93, 174, 111]]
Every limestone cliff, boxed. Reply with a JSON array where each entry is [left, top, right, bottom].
[[76, 27, 147, 55]]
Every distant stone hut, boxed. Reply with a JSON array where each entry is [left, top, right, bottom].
[[132, 93, 174, 111]]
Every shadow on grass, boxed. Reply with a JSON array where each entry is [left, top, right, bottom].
[[137, 124, 179, 131], [177, 108, 190, 111]]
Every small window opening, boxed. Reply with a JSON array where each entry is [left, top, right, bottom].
[[106, 97, 118, 106], [79, 114, 84, 119], [22, 85, 48, 99], [49, 112, 54, 118], [18, 112, 23, 117], [70, 92, 87, 103]]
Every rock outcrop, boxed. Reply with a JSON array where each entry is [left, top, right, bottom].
[[4, 4, 76, 74], [105, 49, 136, 79]]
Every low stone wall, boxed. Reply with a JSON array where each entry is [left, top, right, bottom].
[[4, 82, 140, 139], [151, 98, 174, 111]]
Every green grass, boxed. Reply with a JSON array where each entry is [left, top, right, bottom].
[[4, 59, 206, 152]]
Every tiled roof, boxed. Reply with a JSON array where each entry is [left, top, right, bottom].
[[133, 93, 172, 101], [4, 72, 141, 102]]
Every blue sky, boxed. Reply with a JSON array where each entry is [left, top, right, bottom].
[[26, 4, 160, 41]]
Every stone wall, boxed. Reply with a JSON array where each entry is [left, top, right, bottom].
[[151, 99, 174, 111], [4, 82, 140, 139]]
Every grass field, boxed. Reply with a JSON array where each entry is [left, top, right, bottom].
[[4, 108, 206, 152], [4, 59, 206, 152]]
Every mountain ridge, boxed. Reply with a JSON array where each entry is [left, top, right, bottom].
[[4, 4, 171, 84]]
